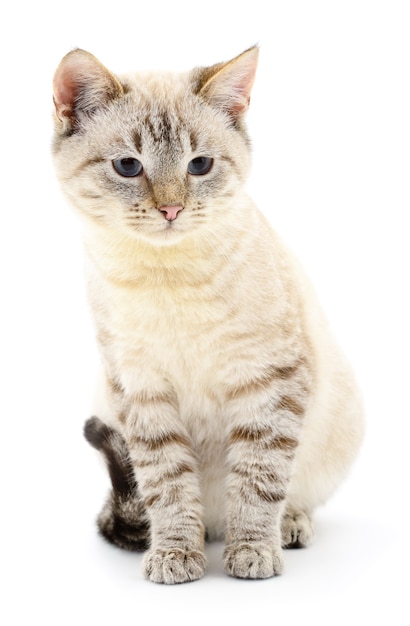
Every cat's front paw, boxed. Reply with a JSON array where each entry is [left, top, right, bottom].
[[223, 542, 283, 579], [142, 548, 207, 584]]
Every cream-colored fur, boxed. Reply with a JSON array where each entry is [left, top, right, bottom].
[[53, 47, 364, 583], [86, 204, 363, 536]]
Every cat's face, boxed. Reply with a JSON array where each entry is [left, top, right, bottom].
[[53, 49, 257, 245]]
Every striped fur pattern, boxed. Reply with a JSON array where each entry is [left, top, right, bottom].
[[52, 47, 364, 584]]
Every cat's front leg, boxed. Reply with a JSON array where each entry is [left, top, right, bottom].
[[124, 394, 206, 584], [223, 360, 310, 579]]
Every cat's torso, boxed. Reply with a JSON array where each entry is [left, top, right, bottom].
[[87, 199, 311, 538]]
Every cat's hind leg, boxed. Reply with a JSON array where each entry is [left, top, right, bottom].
[[84, 417, 150, 551], [281, 507, 314, 548]]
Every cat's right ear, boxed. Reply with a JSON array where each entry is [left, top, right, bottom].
[[53, 49, 124, 133]]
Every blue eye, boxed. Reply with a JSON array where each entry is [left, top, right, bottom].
[[187, 157, 213, 176], [112, 158, 143, 177]]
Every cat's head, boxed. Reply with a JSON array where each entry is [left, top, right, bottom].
[[52, 47, 258, 245]]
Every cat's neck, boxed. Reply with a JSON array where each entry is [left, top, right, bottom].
[[82, 208, 257, 288]]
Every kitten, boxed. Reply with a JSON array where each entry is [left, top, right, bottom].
[[52, 46, 364, 584]]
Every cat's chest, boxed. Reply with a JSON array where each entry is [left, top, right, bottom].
[[89, 242, 294, 403], [101, 278, 238, 385], [120, 281, 228, 345]]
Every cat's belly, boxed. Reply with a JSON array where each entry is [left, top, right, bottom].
[[196, 434, 227, 541], [178, 390, 228, 540]]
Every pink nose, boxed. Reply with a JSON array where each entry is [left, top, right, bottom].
[[159, 205, 184, 221]]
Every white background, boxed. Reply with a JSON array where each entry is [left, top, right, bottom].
[[1, 1, 409, 624]]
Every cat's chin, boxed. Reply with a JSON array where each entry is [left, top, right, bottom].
[[129, 226, 191, 247]]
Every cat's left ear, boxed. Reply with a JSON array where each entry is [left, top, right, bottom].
[[194, 46, 259, 121]]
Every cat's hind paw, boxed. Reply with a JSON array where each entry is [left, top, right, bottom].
[[281, 509, 314, 548], [142, 548, 207, 584], [223, 542, 283, 579]]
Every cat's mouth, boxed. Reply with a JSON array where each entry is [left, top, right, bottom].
[[135, 214, 188, 246], [162, 219, 184, 235]]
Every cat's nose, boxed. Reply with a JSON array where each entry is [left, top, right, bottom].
[[158, 204, 184, 221]]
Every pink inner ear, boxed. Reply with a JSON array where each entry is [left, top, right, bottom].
[[201, 47, 258, 119], [230, 56, 258, 114], [231, 83, 252, 114], [53, 65, 80, 120]]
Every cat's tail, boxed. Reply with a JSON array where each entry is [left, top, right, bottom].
[[84, 416, 150, 551], [84, 416, 136, 495]]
